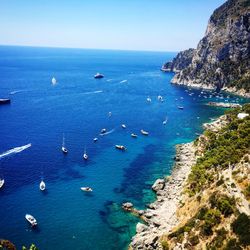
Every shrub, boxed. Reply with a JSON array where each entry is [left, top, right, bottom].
[[224, 238, 242, 250], [201, 209, 221, 236], [244, 184, 250, 200], [161, 240, 169, 250], [189, 235, 199, 246]]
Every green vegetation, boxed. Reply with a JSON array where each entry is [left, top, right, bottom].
[[244, 184, 250, 200], [161, 240, 169, 250], [224, 238, 242, 250], [187, 104, 250, 195], [207, 228, 227, 249], [231, 213, 250, 246]]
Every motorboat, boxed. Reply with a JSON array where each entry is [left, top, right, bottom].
[[61, 134, 68, 154], [39, 180, 46, 191], [178, 106, 184, 110], [100, 128, 107, 134], [115, 145, 126, 151], [157, 95, 163, 102], [0, 98, 11, 105], [25, 214, 37, 227], [146, 97, 152, 103], [94, 73, 104, 79], [93, 138, 98, 142], [141, 130, 149, 136], [131, 133, 138, 138], [0, 179, 4, 189], [163, 117, 168, 125], [81, 187, 93, 192], [83, 150, 88, 160], [51, 77, 57, 85], [121, 124, 126, 129]]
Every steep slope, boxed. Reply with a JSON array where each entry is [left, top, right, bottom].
[[162, 0, 250, 97]]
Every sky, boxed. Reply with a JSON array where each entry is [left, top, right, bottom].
[[0, 0, 226, 52]]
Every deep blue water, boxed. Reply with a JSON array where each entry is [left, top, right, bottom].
[[0, 46, 246, 250]]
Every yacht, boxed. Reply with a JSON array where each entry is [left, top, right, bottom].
[[39, 180, 46, 191], [0, 179, 4, 189], [93, 138, 98, 142], [141, 129, 149, 136], [121, 124, 126, 129], [94, 73, 104, 79], [115, 145, 126, 151], [81, 187, 93, 192], [25, 214, 37, 227], [51, 77, 57, 85], [61, 134, 68, 154], [131, 133, 138, 138]]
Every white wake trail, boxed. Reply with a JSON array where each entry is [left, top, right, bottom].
[[0, 143, 32, 159]]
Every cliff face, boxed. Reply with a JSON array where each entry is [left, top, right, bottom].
[[163, 0, 250, 96]]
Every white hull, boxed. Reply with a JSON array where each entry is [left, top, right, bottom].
[[81, 187, 93, 192], [25, 214, 37, 226], [39, 180, 46, 191], [0, 179, 4, 189]]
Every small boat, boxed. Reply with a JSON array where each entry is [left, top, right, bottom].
[[178, 106, 184, 110], [163, 117, 168, 125], [25, 214, 37, 227], [61, 134, 68, 154], [0, 98, 11, 105], [115, 145, 126, 151], [108, 112, 112, 117], [157, 95, 163, 102], [39, 180, 46, 191], [83, 148, 88, 160], [93, 138, 98, 142], [131, 133, 138, 138], [141, 130, 149, 136], [94, 73, 104, 79], [146, 97, 152, 103], [121, 124, 126, 129], [81, 187, 93, 192], [100, 128, 107, 134], [51, 77, 57, 85], [0, 179, 4, 189]]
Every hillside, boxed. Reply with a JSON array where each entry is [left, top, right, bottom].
[[162, 0, 250, 97]]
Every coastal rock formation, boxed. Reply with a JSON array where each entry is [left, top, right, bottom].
[[163, 0, 250, 97]]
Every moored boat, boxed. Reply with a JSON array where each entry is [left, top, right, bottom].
[[178, 106, 184, 110], [39, 180, 46, 191], [25, 214, 37, 227], [93, 137, 98, 142], [121, 124, 126, 129], [0, 99, 11, 105], [81, 187, 93, 192], [94, 73, 104, 79], [146, 97, 152, 103], [141, 129, 149, 136], [0, 179, 4, 189], [131, 133, 137, 138], [115, 145, 126, 151]]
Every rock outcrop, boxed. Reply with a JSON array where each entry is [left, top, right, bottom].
[[163, 0, 250, 97]]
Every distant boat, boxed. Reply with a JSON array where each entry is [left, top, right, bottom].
[[83, 148, 88, 160], [108, 112, 112, 117], [157, 95, 163, 102], [115, 145, 126, 151], [178, 106, 184, 110], [0, 99, 11, 105], [61, 134, 68, 154], [25, 214, 37, 227], [94, 73, 104, 79], [39, 180, 46, 191], [146, 97, 152, 103], [100, 128, 107, 134], [163, 117, 168, 125], [51, 77, 57, 85], [0, 179, 4, 189], [141, 129, 149, 136], [121, 124, 126, 129], [131, 133, 138, 138], [93, 138, 98, 142], [81, 187, 93, 192]]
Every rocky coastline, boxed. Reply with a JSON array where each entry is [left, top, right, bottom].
[[125, 142, 197, 250]]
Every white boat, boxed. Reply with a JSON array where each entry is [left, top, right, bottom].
[[83, 148, 88, 160], [94, 73, 104, 79], [157, 95, 163, 102], [39, 180, 46, 191], [108, 112, 112, 117], [121, 124, 126, 129], [100, 128, 107, 134], [93, 137, 98, 142], [141, 129, 149, 136], [115, 145, 126, 151], [51, 77, 57, 85], [62, 134, 68, 154], [81, 187, 93, 192], [146, 97, 152, 103], [163, 117, 168, 125], [131, 133, 138, 138], [178, 106, 184, 110], [0, 179, 4, 189], [25, 214, 37, 227]]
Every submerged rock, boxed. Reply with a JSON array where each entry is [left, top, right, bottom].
[[152, 179, 165, 192]]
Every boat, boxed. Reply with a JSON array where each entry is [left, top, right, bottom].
[[83, 148, 88, 160], [25, 214, 37, 227], [131, 133, 138, 138], [141, 129, 149, 136], [0, 99, 11, 105], [61, 134, 68, 154], [121, 124, 126, 129], [146, 97, 152, 103], [93, 138, 98, 142], [157, 95, 163, 102], [115, 145, 126, 151], [51, 77, 57, 85], [0, 179, 4, 189], [100, 128, 107, 134], [94, 73, 104, 79], [81, 187, 93, 192], [108, 112, 112, 117], [163, 117, 168, 125], [39, 180, 46, 191], [178, 106, 184, 110]]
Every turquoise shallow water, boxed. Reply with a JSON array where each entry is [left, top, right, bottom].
[[0, 46, 246, 249]]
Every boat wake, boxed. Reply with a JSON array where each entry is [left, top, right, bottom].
[[0, 143, 32, 159], [9, 90, 23, 95], [81, 90, 103, 95], [100, 129, 115, 136], [120, 80, 127, 83]]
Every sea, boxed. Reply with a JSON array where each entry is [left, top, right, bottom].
[[0, 46, 247, 250]]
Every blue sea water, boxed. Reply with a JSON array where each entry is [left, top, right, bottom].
[[0, 46, 246, 250]]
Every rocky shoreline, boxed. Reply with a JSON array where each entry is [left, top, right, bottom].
[[125, 142, 197, 250]]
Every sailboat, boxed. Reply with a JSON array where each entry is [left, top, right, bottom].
[[83, 147, 88, 160], [61, 134, 68, 154], [39, 180, 46, 191], [0, 178, 4, 189]]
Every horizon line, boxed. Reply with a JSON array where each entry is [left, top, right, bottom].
[[0, 43, 181, 54]]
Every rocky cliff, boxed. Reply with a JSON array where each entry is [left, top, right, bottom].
[[163, 0, 250, 97]]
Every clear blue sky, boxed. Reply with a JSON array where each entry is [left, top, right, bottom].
[[0, 0, 225, 51]]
